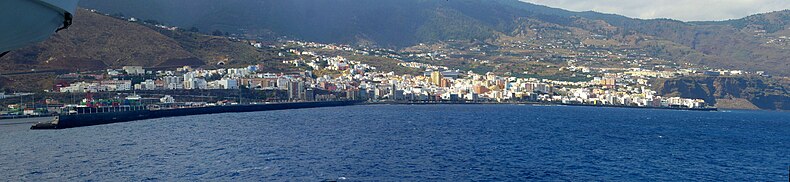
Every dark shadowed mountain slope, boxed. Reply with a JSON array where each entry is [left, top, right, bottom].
[[0, 9, 293, 91], [0, 9, 293, 72], [78, 0, 790, 76], [0, 9, 195, 73]]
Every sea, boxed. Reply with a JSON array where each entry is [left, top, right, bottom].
[[0, 105, 788, 181]]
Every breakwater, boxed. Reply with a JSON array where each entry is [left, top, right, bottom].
[[31, 100, 362, 130]]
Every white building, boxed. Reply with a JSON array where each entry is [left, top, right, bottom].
[[122, 66, 145, 75], [60, 82, 106, 93], [134, 79, 157, 90], [162, 76, 183, 90], [184, 78, 207, 90], [100, 80, 132, 91], [218, 79, 238, 89], [107, 69, 122, 76]]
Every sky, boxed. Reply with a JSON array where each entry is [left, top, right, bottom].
[[521, 0, 790, 21]]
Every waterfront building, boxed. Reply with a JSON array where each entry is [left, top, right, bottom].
[[473, 85, 489, 94], [184, 78, 208, 90], [277, 77, 291, 90], [134, 79, 157, 90], [431, 71, 443, 86], [388, 84, 397, 99], [241, 78, 277, 89], [287, 81, 305, 100], [305, 88, 316, 101], [218, 79, 239, 89]]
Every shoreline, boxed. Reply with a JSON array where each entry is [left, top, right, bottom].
[[28, 100, 719, 130], [365, 101, 718, 111]]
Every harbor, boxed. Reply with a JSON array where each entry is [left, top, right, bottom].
[[30, 100, 363, 130]]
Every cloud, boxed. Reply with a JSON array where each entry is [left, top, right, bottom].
[[521, 0, 790, 21]]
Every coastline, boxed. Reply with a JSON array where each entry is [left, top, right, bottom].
[[366, 101, 718, 111], [29, 100, 718, 130]]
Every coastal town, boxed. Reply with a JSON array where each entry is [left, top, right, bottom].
[[3, 38, 746, 117], [5, 8, 784, 117]]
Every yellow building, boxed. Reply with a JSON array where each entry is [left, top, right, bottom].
[[431, 71, 443, 86]]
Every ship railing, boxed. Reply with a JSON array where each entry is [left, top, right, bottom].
[[60, 105, 148, 115]]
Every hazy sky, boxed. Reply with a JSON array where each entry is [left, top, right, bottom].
[[521, 0, 790, 21]]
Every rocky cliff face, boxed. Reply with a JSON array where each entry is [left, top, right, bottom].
[[653, 76, 789, 110]]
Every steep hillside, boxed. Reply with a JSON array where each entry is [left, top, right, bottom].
[[0, 9, 295, 91], [79, 0, 790, 76], [653, 76, 789, 110], [605, 11, 790, 77], [0, 9, 195, 72], [77, 0, 589, 46]]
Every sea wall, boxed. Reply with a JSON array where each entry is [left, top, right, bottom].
[[39, 101, 361, 129]]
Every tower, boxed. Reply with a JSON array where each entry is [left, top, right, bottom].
[[431, 71, 443, 86]]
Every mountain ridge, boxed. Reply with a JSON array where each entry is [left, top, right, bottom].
[[77, 0, 790, 76]]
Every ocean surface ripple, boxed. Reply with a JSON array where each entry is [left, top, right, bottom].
[[1, 105, 788, 181]]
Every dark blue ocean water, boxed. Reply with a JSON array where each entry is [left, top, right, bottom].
[[1, 105, 788, 181]]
